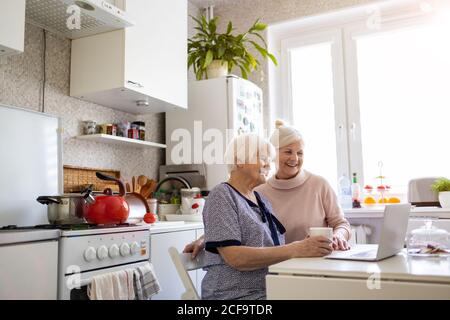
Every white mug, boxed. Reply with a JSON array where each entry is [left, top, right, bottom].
[[309, 227, 333, 240]]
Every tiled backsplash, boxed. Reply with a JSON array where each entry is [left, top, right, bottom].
[[0, 23, 164, 184]]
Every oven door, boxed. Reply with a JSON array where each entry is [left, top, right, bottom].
[[58, 260, 149, 300]]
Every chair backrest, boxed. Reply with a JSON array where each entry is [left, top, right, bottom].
[[168, 246, 206, 300]]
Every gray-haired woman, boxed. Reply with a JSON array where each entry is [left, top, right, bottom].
[[200, 134, 332, 300]]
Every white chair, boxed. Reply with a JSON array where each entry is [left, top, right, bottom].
[[168, 246, 206, 300]]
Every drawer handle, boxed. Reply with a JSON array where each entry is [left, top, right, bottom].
[[127, 80, 144, 88]]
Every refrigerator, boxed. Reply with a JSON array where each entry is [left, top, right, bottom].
[[165, 75, 264, 190]]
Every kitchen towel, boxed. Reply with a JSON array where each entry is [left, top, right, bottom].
[[133, 262, 161, 300], [88, 270, 135, 300]]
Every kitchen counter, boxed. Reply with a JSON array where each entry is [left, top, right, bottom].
[[0, 229, 61, 246], [344, 206, 450, 219], [267, 248, 450, 299], [147, 221, 204, 234]]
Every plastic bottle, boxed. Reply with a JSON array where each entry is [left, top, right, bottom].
[[338, 174, 352, 210], [351, 172, 362, 208]]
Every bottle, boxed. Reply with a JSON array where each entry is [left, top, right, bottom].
[[351, 172, 362, 208], [338, 174, 352, 210]]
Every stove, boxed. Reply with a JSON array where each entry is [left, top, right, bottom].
[[2, 222, 152, 299]]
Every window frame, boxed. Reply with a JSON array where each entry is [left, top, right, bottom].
[[268, 0, 441, 189], [280, 28, 350, 185]]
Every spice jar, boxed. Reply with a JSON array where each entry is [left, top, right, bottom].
[[98, 124, 108, 134], [106, 124, 117, 136], [128, 123, 139, 139], [131, 121, 146, 140]]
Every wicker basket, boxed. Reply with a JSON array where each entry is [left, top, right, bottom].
[[64, 165, 121, 193]]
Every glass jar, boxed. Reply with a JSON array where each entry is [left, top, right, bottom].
[[407, 219, 450, 257], [131, 121, 145, 140], [106, 124, 117, 136], [82, 120, 97, 135], [117, 121, 130, 137], [128, 124, 139, 139]]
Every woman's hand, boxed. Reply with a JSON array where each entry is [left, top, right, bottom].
[[332, 234, 350, 251], [289, 236, 333, 258], [183, 235, 205, 259]]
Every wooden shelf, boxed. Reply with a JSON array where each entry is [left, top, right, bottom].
[[76, 134, 166, 149]]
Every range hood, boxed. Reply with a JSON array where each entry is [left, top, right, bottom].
[[26, 0, 133, 39]]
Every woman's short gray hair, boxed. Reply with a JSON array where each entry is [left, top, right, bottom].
[[224, 134, 275, 173]]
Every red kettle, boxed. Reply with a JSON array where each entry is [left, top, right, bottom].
[[84, 172, 129, 224]]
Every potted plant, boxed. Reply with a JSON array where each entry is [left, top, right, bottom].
[[188, 15, 278, 80], [431, 178, 450, 208]]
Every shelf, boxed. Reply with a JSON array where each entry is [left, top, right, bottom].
[[76, 134, 166, 149]]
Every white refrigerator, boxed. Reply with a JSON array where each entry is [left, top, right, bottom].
[[165, 75, 264, 190]]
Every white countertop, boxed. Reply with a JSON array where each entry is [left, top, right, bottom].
[[344, 206, 450, 219], [147, 221, 204, 234], [0, 229, 61, 246], [269, 247, 450, 284]]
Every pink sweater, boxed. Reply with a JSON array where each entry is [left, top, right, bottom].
[[255, 170, 351, 244]]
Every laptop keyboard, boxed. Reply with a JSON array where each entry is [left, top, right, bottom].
[[350, 249, 378, 258]]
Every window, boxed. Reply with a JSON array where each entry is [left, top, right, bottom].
[[290, 42, 339, 189], [271, 2, 450, 194], [356, 23, 450, 191]]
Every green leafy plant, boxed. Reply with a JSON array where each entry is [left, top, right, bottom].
[[431, 178, 450, 192], [188, 15, 278, 80]]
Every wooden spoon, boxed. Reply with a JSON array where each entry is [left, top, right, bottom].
[[126, 182, 131, 193], [132, 176, 136, 193], [137, 175, 148, 192], [140, 180, 153, 199]]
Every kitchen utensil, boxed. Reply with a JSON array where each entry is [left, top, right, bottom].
[[36, 190, 94, 225], [132, 176, 136, 193], [125, 192, 150, 223], [140, 179, 156, 199], [138, 175, 148, 189], [126, 182, 131, 193], [84, 172, 129, 224]]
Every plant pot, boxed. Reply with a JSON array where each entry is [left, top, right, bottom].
[[439, 191, 450, 208], [206, 60, 228, 79]]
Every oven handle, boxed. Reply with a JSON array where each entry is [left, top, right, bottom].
[[65, 260, 150, 291]]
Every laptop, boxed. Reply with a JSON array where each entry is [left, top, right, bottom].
[[325, 203, 411, 261]]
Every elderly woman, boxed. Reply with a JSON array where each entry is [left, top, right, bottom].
[[201, 134, 332, 300], [186, 121, 351, 260], [255, 119, 351, 249]]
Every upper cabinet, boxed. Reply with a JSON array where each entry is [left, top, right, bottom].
[[70, 0, 187, 114], [0, 0, 25, 56]]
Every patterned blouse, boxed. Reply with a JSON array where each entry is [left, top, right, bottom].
[[201, 182, 286, 300]]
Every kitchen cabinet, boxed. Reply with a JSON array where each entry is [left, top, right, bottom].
[[70, 0, 187, 114], [150, 228, 204, 300], [0, 0, 25, 56], [0, 240, 58, 299]]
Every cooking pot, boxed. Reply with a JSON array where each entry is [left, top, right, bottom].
[[36, 186, 95, 224], [84, 172, 129, 224]]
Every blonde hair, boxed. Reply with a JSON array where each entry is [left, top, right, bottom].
[[269, 119, 303, 149], [224, 134, 275, 173]]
